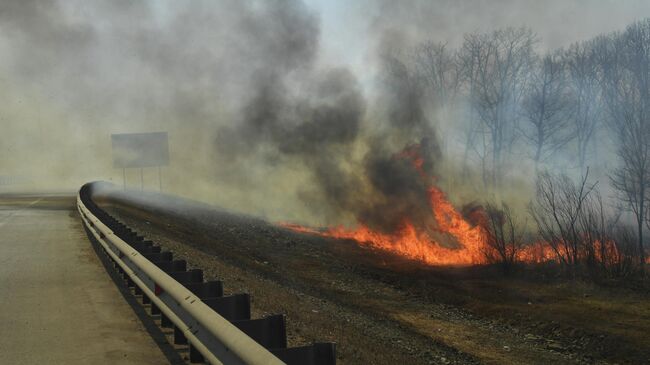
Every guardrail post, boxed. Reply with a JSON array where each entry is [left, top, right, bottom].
[[190, 344, 205, 363], [174, 326, 187, 345], [234, 314, 287, 349], [160, 313, 172, 328]]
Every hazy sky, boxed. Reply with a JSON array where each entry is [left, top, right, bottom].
[[306, 0, 650, 77]]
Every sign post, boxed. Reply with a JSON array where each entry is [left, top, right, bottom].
[[111, 132, 170, 191]]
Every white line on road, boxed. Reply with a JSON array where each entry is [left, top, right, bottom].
[[0, 197, 43, 228]]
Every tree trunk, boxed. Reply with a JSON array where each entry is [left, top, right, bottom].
[[534, 142, 542, 172], [638, 197, 646, 272]]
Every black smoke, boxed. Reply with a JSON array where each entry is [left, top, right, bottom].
[[0, 0, 443, 234], [216, 14, 442, 234]]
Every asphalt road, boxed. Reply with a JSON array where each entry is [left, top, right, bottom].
[[0, 196, 170, 364]]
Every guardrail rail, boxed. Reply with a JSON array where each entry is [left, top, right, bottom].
[[78, 182, 336, 365]]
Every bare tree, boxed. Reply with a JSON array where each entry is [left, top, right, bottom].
[[521, 53, 574, 169], [597, 20, 650, 268], [457, 33, 488, 181], [459, 27, 537, 188], [412, 41, 460, 110], [411, 42, 462, 161], [563, 42, 603, 173]]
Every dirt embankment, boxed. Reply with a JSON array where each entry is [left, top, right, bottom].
[[97, 189, 650, 365]]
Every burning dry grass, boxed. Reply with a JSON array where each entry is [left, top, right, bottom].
[[284, 144, 648, 276], [284, 185, 487, 265]]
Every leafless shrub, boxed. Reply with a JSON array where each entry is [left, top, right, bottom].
[[607, 225, 644, 278], [529, 170, 596, 270], [482, 202, 525, 274], [530, 170, 644, 277]]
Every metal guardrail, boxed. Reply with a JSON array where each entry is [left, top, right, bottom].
[[77, 182, 336, 365]]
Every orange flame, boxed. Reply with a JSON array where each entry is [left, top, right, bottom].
[[516, 242, 557, 263], [281, 186, 488, 265], [282, 143, 491, 265], [311, 186, 488, 265]]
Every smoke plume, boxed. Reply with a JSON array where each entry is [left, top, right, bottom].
[[2, 0, 650, 231]]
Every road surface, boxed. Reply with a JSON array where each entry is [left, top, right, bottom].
[[0, 195, 171, 364]]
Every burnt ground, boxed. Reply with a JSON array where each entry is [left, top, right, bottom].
[[95, 188, 650, 365]]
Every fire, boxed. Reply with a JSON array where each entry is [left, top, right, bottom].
[[313, 186, 487, 265], [282, 143, 646, 267], [283, 143, 489, 266], [516, 242, 557, 263], [394, 143, 426, 175]]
